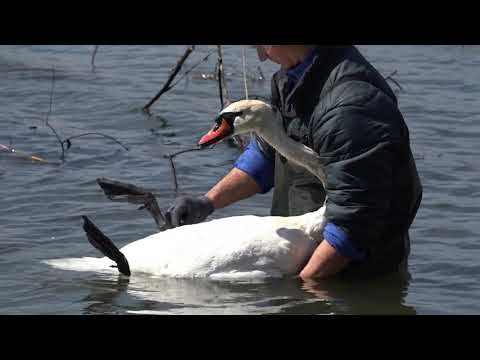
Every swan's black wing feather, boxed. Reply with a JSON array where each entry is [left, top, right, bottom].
[[82, 216, 131, 276]]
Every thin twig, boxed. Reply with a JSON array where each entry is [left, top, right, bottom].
[[164, 145, 216, 192], [167, 147, 205, 158], [167, 156, 178, 191], [42, 67, 128, 160], [164, 147, 203, 192], [91, 45, 99, 68], [257, 66, 265, 81], [216, 45, 231, 108], [242, 46, 249, 100], [216, 47, 224, 109], [216, 46, 243, 148], [45, 68, 66, 160], [63, 133, 129, 151], [384, 70, 404, 91], [143, 45, 196, 111], [169, 49, 217, 89]]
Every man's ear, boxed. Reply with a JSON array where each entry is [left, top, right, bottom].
[[256, 46, 269, 62]]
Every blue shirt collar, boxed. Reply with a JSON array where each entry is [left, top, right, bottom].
[[286, 47, 320, 84]]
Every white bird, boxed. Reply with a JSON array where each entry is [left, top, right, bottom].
[[44, 100, 327, 280]]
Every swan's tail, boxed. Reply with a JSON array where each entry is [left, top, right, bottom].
[[43, 256, 114, 273], [82, 216, 131, 276]]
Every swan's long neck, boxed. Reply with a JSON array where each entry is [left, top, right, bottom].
[[254, 115, 326, 187], [251, 111, 328, 241]]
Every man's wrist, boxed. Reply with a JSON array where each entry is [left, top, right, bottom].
[[200, 195, 215, 214]]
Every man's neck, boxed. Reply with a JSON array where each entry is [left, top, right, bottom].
[[281, 46, 317, 70]]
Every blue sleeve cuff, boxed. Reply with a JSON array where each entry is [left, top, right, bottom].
[[234, 139, 275, 194], [323, 222, 367, 261]]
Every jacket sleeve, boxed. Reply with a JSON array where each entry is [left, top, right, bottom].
[[234, 139, 275, 194], [310, 103, 395, 252]]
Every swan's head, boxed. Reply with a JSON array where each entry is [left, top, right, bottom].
[[198, 100, 274, 147]]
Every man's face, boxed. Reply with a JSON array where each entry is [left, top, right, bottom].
[[255, 45, 293, 67], [255, 45, 272, 62]]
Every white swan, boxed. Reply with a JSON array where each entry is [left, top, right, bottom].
[[44, 100, 327, 280]]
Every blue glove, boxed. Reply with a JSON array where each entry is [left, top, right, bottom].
[[165, 196, 214, 228]]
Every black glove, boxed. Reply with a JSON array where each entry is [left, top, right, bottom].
[[165, 196, 214, 228]]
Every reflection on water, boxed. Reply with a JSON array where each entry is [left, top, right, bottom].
[[300, 273, 415, 315], [76, 270, 414, 315]]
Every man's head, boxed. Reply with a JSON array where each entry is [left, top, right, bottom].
[[255, 45, 317, 69]]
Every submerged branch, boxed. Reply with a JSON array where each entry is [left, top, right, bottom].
[[0, 143, 48, 163]]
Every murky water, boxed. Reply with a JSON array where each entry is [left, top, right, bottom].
[[0, 45, 478, 314]]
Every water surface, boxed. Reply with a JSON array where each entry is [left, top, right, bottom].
[[0, 45, 478, 314]]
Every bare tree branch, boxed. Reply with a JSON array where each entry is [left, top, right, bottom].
[[143, 45, 196, 112]]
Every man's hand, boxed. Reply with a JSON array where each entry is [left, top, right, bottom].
[[299, 240, 351, 280], [165, 196, 214, 228], [165, 168, 261, 228]]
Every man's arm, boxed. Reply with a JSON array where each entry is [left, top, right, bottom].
[[167, 138, 275, 226], [208, 137, 275, 209], [299, 240, 351, 280], [206, 167, 261, 209]]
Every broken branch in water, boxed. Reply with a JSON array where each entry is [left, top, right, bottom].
[[0, 143, 48, 163], [384, 70, 404, 91], [143, 45, 196, 112]]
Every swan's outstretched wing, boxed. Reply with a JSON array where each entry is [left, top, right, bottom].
[[96, 177, 171, 231]]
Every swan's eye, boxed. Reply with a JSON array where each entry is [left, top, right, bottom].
[[221, 111, 243, 122]]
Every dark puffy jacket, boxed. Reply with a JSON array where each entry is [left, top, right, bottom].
[[257, 46, 422, 274]]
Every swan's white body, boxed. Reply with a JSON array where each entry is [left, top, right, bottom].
[[45, 208, 325, 279], [44, 100, 328, 280]]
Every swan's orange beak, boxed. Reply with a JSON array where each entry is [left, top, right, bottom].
[[198, 118, 233, 148]]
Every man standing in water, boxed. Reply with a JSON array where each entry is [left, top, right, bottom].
[[166, 45, 422, 280]]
